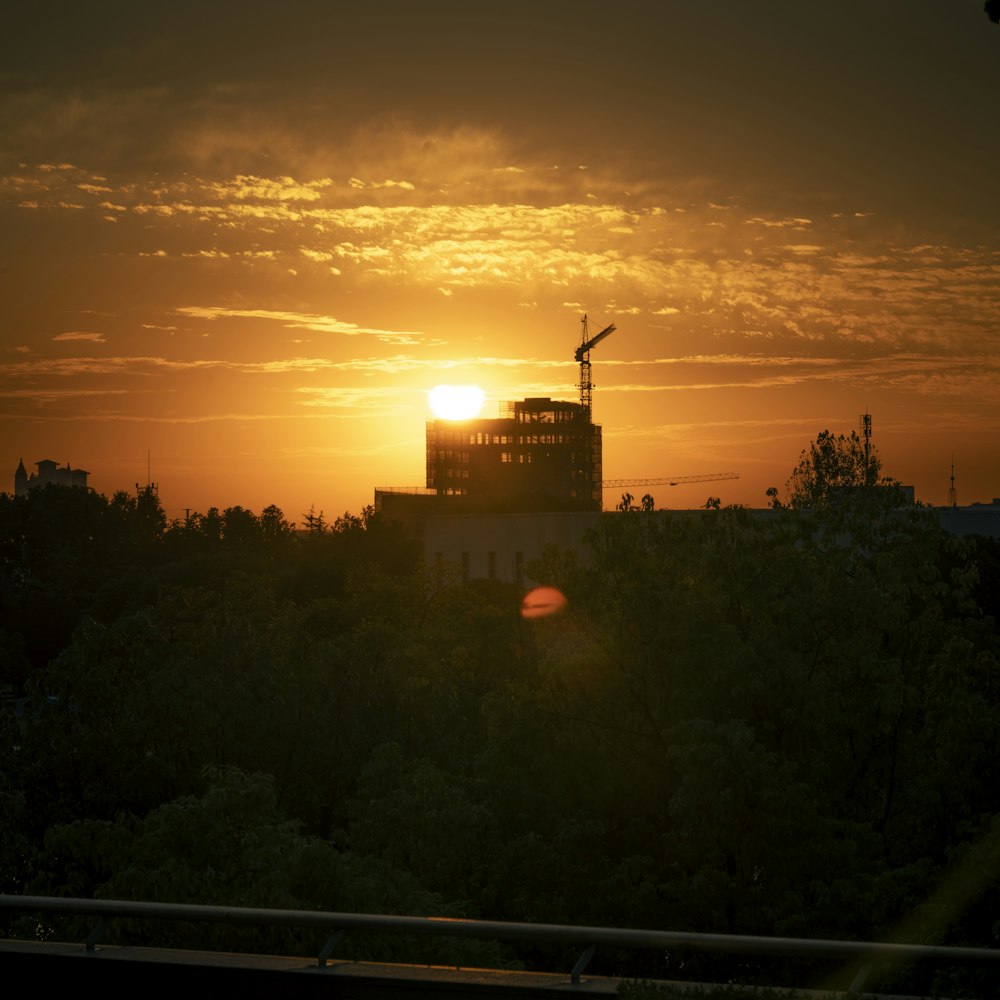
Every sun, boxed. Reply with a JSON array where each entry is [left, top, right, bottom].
[[428, 384, 485, 420]]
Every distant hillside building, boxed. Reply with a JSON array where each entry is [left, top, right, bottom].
[[14, 458, 90, 497]]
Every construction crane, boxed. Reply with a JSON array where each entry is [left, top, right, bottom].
[[576, 314, 616, 419], [602, 473, 739, 489]]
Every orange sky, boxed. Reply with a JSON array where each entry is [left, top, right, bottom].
[[2, 2, 998, 521]]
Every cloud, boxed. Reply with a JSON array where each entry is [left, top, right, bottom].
[[745, 216, 813, 228], [0, 409, 307, 425], [348, 177, 416, 191], [176, 306, 424, 344], [53, 331, 106, 343], [5, 150, 999, 365], [295, 386, 413, 414], [205, 175, 333, 202]]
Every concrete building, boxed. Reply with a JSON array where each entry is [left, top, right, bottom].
[[421, 509, 599, 584], [935, 499, 1000, 537], [383, 503, 1000, 586]]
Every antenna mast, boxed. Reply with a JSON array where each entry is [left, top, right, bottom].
[[948, 456, 958, 508], [136, 451, 158, 500]]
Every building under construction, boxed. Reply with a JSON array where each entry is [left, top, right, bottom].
[[427, 396, 601, 508], [377, 317, 614, 518], [377, 396, 601, 517]]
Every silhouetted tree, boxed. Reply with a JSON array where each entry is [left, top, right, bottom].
[[222, 505, 260, 545], [193, 506, 224, 544], [617, 492, 636, 511], [259, 504, 293, 541], [785, 429, 883, 508], [303, 505, 327, 534], [617, 493, 656, 512]]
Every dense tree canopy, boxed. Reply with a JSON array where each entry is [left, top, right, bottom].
[[1, 483, 998, 994]]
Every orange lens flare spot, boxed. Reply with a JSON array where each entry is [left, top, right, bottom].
[[521, 586, 568, 619]]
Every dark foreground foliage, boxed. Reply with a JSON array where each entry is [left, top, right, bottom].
[[1, 486, 998, 995]]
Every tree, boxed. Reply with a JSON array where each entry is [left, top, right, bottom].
[[785, 429, 882, 508], [222, 505, 260, 545], [617, 492, 656, 512], [259, 504, 293, 542], [617, 492, 635, 512], [303, 505, 327, 534]]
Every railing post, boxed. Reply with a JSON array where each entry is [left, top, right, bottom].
[[848, 959, 872, 993], [571, 943, 596, 983], [318, 929, 344, 967], [86, 918, 107, 951]]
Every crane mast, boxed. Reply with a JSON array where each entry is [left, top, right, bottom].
[[576, 314, 616, 420]]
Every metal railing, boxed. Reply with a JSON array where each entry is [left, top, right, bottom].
[[2, 894, 999, 991]]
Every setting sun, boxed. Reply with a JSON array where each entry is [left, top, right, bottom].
[[428, 384, 485, 421]]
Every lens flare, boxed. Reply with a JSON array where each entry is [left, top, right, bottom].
[[521, 586, 568, 619]]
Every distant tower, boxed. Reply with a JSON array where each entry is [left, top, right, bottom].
[[859, 411, 873, 486], [947, 457, 958, 508], [14, 458, 27, 497], [136, 451, 158, 500]]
